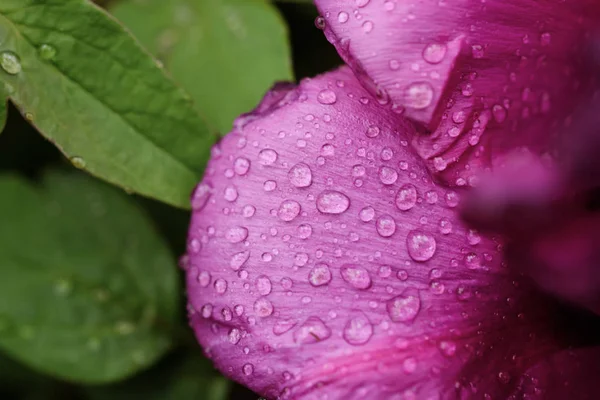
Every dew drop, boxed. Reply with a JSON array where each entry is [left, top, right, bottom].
[[293, 317, 331, 344], [228, 328, 241, 344], [226, 226, 248, 243], [355, 0, 370, 7], [278, 200, 301, 222], [422, 43, 447, 64], [273, 319, 298, 335], [38, 44, 57, 61], [362, 20, 374, 33], [366, 125, 380, 138], [492, 104, 507, 123], [439, 340, 457, 357], [197, 271, 211, 287], [191, 182, 213, 211], [70, 156, 86, 169], [395, 184, 417, 211], [316, 190, 350, 214], [407, 230, 437, 262], [317, 89, 337, 105], [224, 186, 238, 202], [376, 215, 396, 237], [343, 315, 373, 345], [387, 289, 421, 322], [404, 82, 434, 109], [379, 166, 398, 185], [338, 11, 349, 23], [234, 157, 251, 175], [308, 263, 332, 286], [259, 149, 278, 165], [359, 206, 375, 222], [254, 297, 274, 317], [214, 278, 228, 294], [230, 250, 250, 271], [340, 264, 372, 289], [298, 224, 313, 239], [243, 363, 254, 376], [0, 51, 21, 75], [256, 275, 272, 295], [288, 163, 313, 188], [438, 218, 453, 234]]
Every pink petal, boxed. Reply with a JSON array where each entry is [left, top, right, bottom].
[[185, 67, 592, 398], [315, 0, 600, 185]]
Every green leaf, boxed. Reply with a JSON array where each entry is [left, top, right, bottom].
[[0, 170, 179, 383], [0, 0, 215, 208], [86, 352, 231, 400], [111, 0, 293, 134]]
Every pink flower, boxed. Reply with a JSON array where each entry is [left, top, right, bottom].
[[186, 1, 600, 399]]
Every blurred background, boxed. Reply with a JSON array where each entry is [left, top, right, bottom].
[[0, 0, 342, 398]]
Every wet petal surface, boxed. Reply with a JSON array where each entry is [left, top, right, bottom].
[[185, 67, 595, 399]]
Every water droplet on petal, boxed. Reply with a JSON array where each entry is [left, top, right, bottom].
[[288, 163, 313, 188], [273, 319, 297, 335], [0, 51, 21, 75], [376, 215, 396, 237], [439, 340, 457, 357], [366, 125, 380, 138], [338, 11, 349, 23], [259, 149, 278, 165], [359, 206, 375, 222], [308, 263, 332, 286], [439, 218, 453, 234], [340, 264, 372, 289], [224, 186, 238, 202], [256, 275, 272, 295], [243, 363, 254, 376], [226, 226, 248, 243], [355, 0, 370, 7], [407, 230, 437, 261], [317, 89, 337, 105], [234, 157, 251, 175], [362, 20, 374, 33], [191, 182, 213, 211], [343, 315, 373, 345], [387, 289, 421, 322], [214, 278, 228, 294], [278, 200, 301, 222], [230, 250, 250, 270], [293, 317, 331, 344], [404, 82, 434, 109], [492, 104, 507, 123], [316, 190, 350, 214], [254, 298, 274, 317], [395, 184, 417, 211], [422, 43, 447, 64], [228, 328, 241, 344], [298, 224, 313, 239], [379, 166, 398, 185]]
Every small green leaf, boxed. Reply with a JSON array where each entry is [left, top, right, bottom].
[[111, 0, 294, 134], [0, 170, 179, 383], [0, 0, 215, 208]]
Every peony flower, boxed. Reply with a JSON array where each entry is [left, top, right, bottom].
[[185, 1, 600, 399]]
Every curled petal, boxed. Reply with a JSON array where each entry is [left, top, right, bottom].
[[185, 67, 598, 398], [315, 0, 600, 185]]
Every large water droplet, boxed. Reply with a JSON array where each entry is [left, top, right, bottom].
[[379, 166, 398, 185], [226, 226, 248, 243], [407, 230, 437, 261], [343, 315, 373, 345], [278, 200, 301, 222], [340, 265, 372, 289], [395, 184, 417, 211], [230, 250, 250, 270], [404, 82, 434, 109], [256, 275, 272, 295], [254, 297, 274, 317], [0, 51, 21, 75], [214, 278, 228, 294], [316, 190, 350, 214], [317, 89, 337, 105], [308, 263, 332, 286], [376, 215, 396, 237], [259, 149, 278, 165], [288, 163, 313, 188], [422, 43, 447, 64], [293, 317, 331, 344], [387, 289, 421, 322], [191, 182, 213, 211]]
